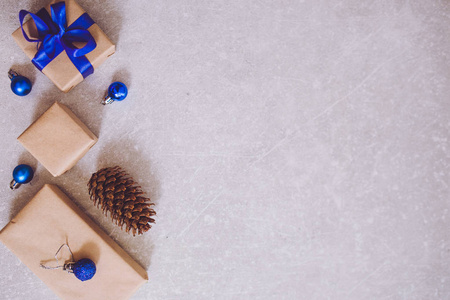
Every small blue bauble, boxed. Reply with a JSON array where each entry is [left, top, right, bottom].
[[72, 258, 96, 281], [11, 75, 32, 96], [108, 82, 128, 101], [13, 164, 34, 184]]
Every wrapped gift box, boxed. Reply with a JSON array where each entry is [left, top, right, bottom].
[[12, 0, 115, 92], [18, 102, 97, 177], [0, 184, 148, 299]]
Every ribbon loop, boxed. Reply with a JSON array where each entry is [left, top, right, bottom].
[[19, 2, 97, 78]]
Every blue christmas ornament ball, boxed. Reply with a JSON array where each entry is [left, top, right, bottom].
[[108, 82, 128, 101], [12, 164, 34, 184], [11, 75, 32, 96], [72, 258, 96, 281]]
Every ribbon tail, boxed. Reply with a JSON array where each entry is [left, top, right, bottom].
[[66, 53, 94, 78], [63, 12, 97, 78]]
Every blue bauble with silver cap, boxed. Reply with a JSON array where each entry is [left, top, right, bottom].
[[102, 81, 128, 105], [10, 164, 34, 190], [9, 69, 32, 96]]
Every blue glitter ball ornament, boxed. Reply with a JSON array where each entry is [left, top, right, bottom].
[[72, 258, 96, 281], [10, 164, 34, 190], [9, 70, 32, 96], [102, 81, 128, 105]]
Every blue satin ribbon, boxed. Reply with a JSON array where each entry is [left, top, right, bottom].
[[19, 2, 97, 78]]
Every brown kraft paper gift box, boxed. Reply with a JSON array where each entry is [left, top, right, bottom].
[[0, 184, 148, 300], [18, 102, 97, 177], [12, 0, 115, 92]]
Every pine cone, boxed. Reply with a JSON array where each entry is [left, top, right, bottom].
[[88, 166, 156, 236]]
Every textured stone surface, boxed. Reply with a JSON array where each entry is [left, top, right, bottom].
[[0, 0, 449, 299]]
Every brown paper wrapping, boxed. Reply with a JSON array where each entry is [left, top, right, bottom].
[[0, 184, 148, 300], [12, 0, 115, 92], [18, 102, 97, 177]]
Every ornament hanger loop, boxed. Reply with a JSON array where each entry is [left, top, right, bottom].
[[40, 243, 75, 273], [40, 243, 97, 281]]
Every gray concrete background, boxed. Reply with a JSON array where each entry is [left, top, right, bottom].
[[0, 0, 449, 299]]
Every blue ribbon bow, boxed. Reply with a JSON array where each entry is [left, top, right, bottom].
[[19, 1, 97, 78]]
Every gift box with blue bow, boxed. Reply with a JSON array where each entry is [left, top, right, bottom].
[[12, 0, 115, 92]]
